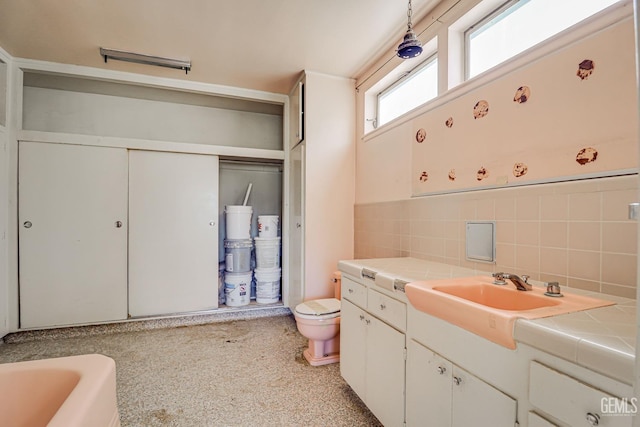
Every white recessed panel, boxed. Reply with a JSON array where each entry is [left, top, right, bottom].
[[466, 221, 496, 263]]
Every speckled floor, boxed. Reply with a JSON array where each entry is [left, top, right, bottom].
[[0, 313, 382, 427]]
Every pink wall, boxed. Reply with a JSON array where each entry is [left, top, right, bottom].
[[355, 175, 637, 299], [353, 11, 638, 299]]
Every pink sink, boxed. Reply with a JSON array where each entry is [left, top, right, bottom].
[[405, 276, 614, 349]]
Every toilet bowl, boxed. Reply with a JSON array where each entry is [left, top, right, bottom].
[[293, 272, 341, 366]]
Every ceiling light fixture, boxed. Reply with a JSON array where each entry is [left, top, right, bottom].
[[99, 48, 191, 74], [397, 0, 423, 59]]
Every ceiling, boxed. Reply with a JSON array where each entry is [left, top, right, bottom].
[[0, 0, 438, 94]]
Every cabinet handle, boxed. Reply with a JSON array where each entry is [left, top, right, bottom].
[[453, 376, 462, 386], [586, 413, 600, 426], [23, 221, 32, 228], [348, 288, 354, 293], [209, 221, 216, 227], [296, 223, 301, 228], [437, 366, 446, 375], [359, 315, 365, 321], [365, 319, 371, 325], [380, 303, 386, 310], [115, 221, 123, 228]]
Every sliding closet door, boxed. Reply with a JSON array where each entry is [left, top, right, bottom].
[[128, 150, 219, 316], [19, 141, 128, 328]]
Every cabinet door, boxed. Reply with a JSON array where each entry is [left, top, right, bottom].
[[128, 150, 219, 316], [19, 141, 128, 328], [366, 315, 406, 427], [406, 339, 452, 427], [340, 299, 367, 401], [452, 365, 517, 427], [289, 81, 304, 147], [286, 142, 304, 308], [529, 361, 632, 427]]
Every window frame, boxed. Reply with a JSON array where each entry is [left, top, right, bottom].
[[464, 0, 526, 80], [376, 52, 439, 128], [463, 0, 621, 80]]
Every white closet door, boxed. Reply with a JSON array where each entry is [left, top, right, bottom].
[[19, 141, 128, 328], [287, 142, 304, 308], [128, 150, 219, 316]]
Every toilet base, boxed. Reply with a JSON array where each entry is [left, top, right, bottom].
[[303, 348, 340, 366]]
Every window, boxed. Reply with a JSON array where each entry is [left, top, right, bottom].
[[377, 55, 438, 127], [466, 0, 621, 78]]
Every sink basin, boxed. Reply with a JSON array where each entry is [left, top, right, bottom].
[[406, 276, 614, 349], [432, 283, 560, 311]]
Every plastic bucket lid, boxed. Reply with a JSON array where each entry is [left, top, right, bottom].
[[225, 205, 253, 213], [255, 267, 281, 280], [258, 215, 279, 219], [254, 236, 281, 245], [224, 239, 253, 249], [224, 271, 252, 283]]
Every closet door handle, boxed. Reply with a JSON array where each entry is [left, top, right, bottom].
[[23, 221, 32, 228], [115, 221, 123, 228]]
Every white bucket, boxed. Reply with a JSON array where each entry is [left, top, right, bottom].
[[224, 271, 252, 307], [254, 237, 281, 269], [255, 268, 281, 304], [257, 215, 279, 238], [224, 239, 253, 272], [225, 205, 253, 240]]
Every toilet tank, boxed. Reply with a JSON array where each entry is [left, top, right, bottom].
[[332, 271, 342, 300]]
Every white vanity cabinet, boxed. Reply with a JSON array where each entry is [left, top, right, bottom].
[[340, 275, 406, 427], [529, 361, 633, 427], [406, 339, 517, 427]]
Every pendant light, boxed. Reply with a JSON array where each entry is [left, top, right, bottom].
[[397, 0, 422, 59]]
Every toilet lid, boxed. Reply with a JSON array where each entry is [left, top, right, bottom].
[[295, 298, 341, 317]]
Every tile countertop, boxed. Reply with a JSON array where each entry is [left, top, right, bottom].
[[337, 257, 637, 385]]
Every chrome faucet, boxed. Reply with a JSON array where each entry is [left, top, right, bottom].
[[492, 272, 532, 291]]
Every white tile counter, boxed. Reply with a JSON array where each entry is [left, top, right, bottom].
[[337, 257, 637, 385]]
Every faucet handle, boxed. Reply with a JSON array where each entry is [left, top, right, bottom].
[[521, 274, 530, 283], [544, 281, 563, 297], [492, 272, 507, 285]]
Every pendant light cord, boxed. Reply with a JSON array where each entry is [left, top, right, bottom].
[[355, 0, 462, 91]]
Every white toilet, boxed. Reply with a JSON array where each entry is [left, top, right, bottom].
[[293, 272, 341, 366]]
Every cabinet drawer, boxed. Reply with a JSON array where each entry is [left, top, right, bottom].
[[342, 275, 367, 309], [367, 288, 406, 331], [530, 361, 633, 427]]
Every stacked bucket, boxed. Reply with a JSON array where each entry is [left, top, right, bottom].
[[224, 205, 253, 307], [224, 205, 281, 306], [254, 215, 281, 304]]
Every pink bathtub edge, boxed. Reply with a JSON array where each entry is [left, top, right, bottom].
[[0, 354, 121, 427]]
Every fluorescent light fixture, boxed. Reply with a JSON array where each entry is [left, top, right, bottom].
[[99, 48, 191, 74]]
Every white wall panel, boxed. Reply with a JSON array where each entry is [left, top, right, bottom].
[[23, 87, 282, 150]]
